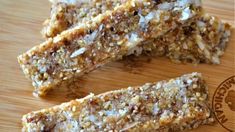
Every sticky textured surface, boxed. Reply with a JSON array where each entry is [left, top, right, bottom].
[[22, 73, 214, 131]]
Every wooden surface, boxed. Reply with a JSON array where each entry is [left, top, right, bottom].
[[0, 0, 234, 131]]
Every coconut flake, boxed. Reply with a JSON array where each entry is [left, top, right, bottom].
[[156, 83, 162, 89], [183, 42, 188, 49], [160, 110, 174, 121], [119, 108, 128, 116], [49, 0, 90, 4], [145, 12, 155, 21], [196, 35, 205, 50], [70, 47, 86, 58], [212, 56, 220, 64], [84, 30, 98, 45], [89, 115, 97, 122], [158, 2, 174, 10], [129, 33, 139, 43], [197, 41, 205, 50], [183, 96, 188, 103], [53, 36, 63, 43], [126, 33, 143, 49], [180, 7, 192, 21], [138, 13, 146, 28], [53, 120, 79, 131], [176, 0, 201, 7], [187, 79, 193, 85], [175, 79, 181, 85], [49, 0, 76, 4], [105, 110, 118, 117], [83, 25, 102, 45], [197, 21, 206, 27], [176, 0, 191, 7], [98, 24, 104, 31], [204, 48, 211, 59], [153, 103, 160, 115], [138, 12, 155, 30]]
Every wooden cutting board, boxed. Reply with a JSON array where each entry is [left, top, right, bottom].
[[0, 0, 234, 131]]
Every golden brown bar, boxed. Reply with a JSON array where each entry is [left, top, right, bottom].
[[18, 0, 202, 97], [44, 0, 230, 64], [22, 73, 214, 131]]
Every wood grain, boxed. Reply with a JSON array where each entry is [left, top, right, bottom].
[[0, 0, 234, 131]]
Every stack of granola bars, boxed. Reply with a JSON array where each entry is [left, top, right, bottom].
[[18, 0, 231, 131]]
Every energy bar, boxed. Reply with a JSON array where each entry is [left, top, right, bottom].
[[22, 72, 214, 131]]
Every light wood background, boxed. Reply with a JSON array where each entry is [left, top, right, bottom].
[[0, 0, 234, 131]]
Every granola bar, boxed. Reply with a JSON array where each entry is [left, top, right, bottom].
[[129, 14, 231, 64], [18, 0, 202, 96], [22, 72, 214, 131], [43, 0, 230, 64]]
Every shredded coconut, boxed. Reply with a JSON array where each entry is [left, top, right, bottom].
[[180, 7, 192, 21], [126, 33, 143, 49], [84, 30, 98, 44], [70, 47, 86, 58], [196, 35, 205, 50], [49, 0, 90, 4], [138, 12, 155, 30], [158, 2, 174, 11], [153, 103, 160, 115], [105, 110, 119, 117], [197, 21, 206, 27]]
